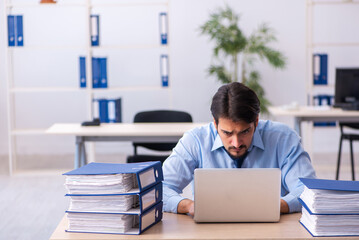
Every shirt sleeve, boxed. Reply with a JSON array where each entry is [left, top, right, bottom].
[[279, 131, 316, 213], [162, 131, 200, 213]]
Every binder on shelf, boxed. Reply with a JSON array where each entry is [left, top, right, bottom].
[[65, 201, 163, 235], [160, 54, 169, 87], [16, 15, 23, 46], [79, 57, 86, 88], [63, 161, 163, 194], [90, 15, 99, 46], [99, 57, 107, 88], [66, 182, 163, 214], [313, 95, 335, 127], [159, 12, 168, 45], [313, 54, 328, 85], [98, 99, 109, 123], [7, 15, 15, 47], [92, 57, 101, 88], [107, 98, 122, 123]]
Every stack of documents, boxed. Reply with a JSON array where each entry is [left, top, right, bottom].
[[299, 178, 359, 237], [63, 161, 164, 235]]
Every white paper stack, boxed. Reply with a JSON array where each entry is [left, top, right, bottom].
[[67, 212, 137, 234], [65, 173, 135, 194], [68, 195, 137, 213]]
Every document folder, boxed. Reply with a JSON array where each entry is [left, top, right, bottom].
[[300, 177, 359, 192], [66, 182, 162, 214], [90, 15, 99, 46], [7, 15, 15, 46], [160, 54, 169, 87], [79, 57, 86, 88], [64, 161, 163, 193], [66, 201, 163, 235], [16, 15, 23, 46]]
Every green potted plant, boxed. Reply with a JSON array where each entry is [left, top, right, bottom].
[[200, 5, 286, 114]]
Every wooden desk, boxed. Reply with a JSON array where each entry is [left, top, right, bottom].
[[50, 212, 358, 240], [46, 123, 204, 168], [268, 106, 359, 136]]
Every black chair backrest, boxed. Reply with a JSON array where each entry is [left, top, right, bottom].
[[133, 110, 193, 152], [339, 122, 359, 132]]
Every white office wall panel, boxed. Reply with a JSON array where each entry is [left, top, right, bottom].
[[12, 49, 84, 88], [14, 92, 87, 129], [10, 6, 87, 47], [313, 4, 359, 44], [94, 5, 167, 46]]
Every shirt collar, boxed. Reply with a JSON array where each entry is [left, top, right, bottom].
[[211, 125, 265, 152]]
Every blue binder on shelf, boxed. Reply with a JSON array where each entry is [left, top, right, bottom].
[[90, 15, 99, 46], [79, 57, 86, 88], [66, 182, 163, 214], [98, 98, 109, 123], [64, 161, 163, 193], [92, 57, 101, 88], [313, 54, 328, 85], [160, 54, 169, 87], [16, 15, 23, 46], [99, 57, 107, 88], [159, 12, 168, 45], [7, 15, 15, 47], [65, 201, 163, 235]]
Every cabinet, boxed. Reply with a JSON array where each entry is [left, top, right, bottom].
[[4, 0, 171, 174]]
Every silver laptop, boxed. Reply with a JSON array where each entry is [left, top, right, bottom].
[[194, 168, 281, 222]]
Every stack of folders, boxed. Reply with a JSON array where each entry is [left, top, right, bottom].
[[299, 178, 359, 237], [63, 161, 163, 235]]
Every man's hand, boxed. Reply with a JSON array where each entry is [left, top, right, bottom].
[[280, 199, 289, 213], [177, 199, 195, 216]]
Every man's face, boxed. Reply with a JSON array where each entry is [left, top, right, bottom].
[[214, 117, 258, 159]]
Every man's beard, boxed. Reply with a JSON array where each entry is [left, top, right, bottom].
[[227, 145, 248, 159]]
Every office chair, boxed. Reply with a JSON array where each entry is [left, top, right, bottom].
[[336, 122, 359, 180], [126, 110, 193, 164]]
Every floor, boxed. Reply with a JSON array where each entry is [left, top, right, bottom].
[[0, 152, 356, 240]]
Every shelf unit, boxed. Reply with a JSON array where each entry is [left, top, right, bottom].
[[4, 0, 171, 175], [305, 0, 359, 155], [306, 0, 359, 106]]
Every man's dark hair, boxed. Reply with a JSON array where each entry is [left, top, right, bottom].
[[210, 82, 260, 124]]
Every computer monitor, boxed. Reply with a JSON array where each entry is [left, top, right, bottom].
[[334, 68, 359, 110]]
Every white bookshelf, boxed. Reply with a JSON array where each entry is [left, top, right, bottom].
[[4, 0, 171, 175], [305, 0, 359, 154]]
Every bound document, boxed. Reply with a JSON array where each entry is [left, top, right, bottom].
[[63, 161, 163, 194], [66, 182, 163, 214], [299, 178, 359, 237], [66, 201, 163, 235]]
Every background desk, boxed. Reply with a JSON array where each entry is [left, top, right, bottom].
[[46, 123, 204, 168], [268, 106, 359, 136], [50, 212, 357, 240]]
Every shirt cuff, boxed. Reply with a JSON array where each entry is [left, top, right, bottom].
[[282, 194, 301, 213], [165, 195, 186, 213]]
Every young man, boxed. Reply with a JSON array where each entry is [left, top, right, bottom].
[[162, 82, 316, 215]]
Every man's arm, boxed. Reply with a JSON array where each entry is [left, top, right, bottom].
[[162, 132, 199, 213], [177, 199, 194, 216], [280, 199, 289, 213]]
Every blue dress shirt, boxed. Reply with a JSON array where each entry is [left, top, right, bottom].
[[162, 120, 316, 213]]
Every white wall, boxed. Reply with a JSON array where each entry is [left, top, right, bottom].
[[0, 0, 358, 157]]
